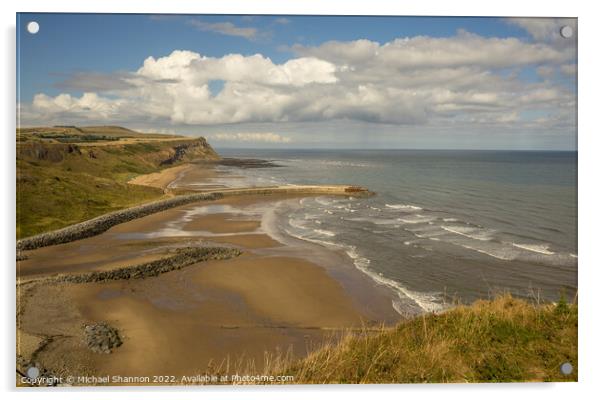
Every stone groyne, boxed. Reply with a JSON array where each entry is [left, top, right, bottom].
[[16, 192, 224, 251], [215, 184, 373, 198], [55, 247, 241, 284], [17, 185, 372, 251]]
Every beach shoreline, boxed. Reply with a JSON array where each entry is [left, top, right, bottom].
[[128, 163, 197, 192], [17, 161, 399, 385]]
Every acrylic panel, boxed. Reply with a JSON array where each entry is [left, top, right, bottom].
[[16, 13, 577, 387]]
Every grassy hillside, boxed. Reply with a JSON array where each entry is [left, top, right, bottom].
[[276, 295, 577, 383], [16, 126, 219, 238], [17, 125, 177, 141]]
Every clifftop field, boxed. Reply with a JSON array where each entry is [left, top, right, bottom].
[[16, 126, 219, 238]]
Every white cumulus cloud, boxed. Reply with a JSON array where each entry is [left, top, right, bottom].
[[506, 17, 577, 45], [20, 26, 576, 134], [210, 132, 292, 143]]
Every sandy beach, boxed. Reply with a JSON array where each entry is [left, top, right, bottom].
[[17, 162, 400, 385], [127, 164, 200, 192]]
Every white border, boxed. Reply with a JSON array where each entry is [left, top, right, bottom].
[[0, 0, 583, 17], [2, 1, 600, 399]]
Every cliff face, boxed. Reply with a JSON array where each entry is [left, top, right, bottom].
[[158, 137, 220, 166], [17, 142, 82, 162]]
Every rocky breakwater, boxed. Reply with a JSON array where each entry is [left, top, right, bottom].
[[214, 184, 375, 197], [17, 185, 372, 252], [16, 192, 223, 251], [53, 247, 242, 284]]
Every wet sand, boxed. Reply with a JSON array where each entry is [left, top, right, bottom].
[[17, 163, 400, 384], [20, 255, 355, 380], [183, 213, 261, 233]]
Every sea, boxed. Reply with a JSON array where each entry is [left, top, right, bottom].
[[211, 149, 578, 314]]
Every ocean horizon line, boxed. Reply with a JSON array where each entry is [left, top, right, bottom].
[[214, 147, 578, 152]]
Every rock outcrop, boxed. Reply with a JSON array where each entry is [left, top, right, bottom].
[[160, 137, 218, 165]]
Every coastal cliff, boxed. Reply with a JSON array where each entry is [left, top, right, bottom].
[[16, 126, 219, 238], [17, 136, 219, 166]]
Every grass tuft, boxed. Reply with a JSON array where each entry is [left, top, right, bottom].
[[270, 294, 577, 383]]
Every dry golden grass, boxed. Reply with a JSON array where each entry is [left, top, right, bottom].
[[242, 294, 577, 384], [189, 295, 576, 385]]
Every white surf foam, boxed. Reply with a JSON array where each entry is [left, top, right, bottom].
[[288, 218, 308, 230], [289, 219, 335, 239], [342, 245, 445, 313], [315, 197, 334, 206], [314, 229, 336, 237], [398, 215, 437, 224], [459, 244, 516, 260], [385, 204, 422, 211], [511, 243, 555, 255], [413, 231, 446, 239], [314, 160, 375, 168], [283, 230, 337, 249], [283, 215, 444, 314], [441, 225, 494, 241], [345, 217, 372, 222]]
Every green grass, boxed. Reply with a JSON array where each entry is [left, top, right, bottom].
[[16, 156, 164, 239], [273, 295, 577, 383], [17, 125, 182, 140], [16, 135, 217, 238]]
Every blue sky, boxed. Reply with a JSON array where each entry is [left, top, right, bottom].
[[17, 13, 577, 149], [17, 14, 536, 100]]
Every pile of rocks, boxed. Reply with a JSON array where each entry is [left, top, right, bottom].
[[56, 247, 241, 284], [84, 323, 122, 354]]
